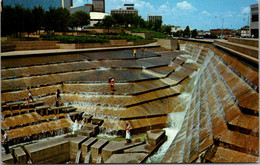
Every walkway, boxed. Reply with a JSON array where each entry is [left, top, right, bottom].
[[1, 42, 159, 57]]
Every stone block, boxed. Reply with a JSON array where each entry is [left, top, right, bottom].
[[102, 138, 144, 162], [13, 147, 27, 164], [83, 115, 92, 123], [124, 136, 167, 156], [37, 152, 70, 164], [91, 139, 109, 161], [2, 151, 14, 164], [81, 137, 97, 161], [146, 129, 166, 146], [83, 123, 99, 135], [105, 153, 149, 163], [91, 118, 104, 126], [77, 129, 93, 137], [69, 135, 89, 161], [24, 137, 70, 163]]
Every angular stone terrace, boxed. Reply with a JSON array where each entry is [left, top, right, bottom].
[[1, 47, 198, 143], [162, 40, 259, 163]]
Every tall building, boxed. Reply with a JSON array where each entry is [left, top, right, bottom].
[[250, 4, 259, 38], [3, 0, 73, 10], [93, 0, 105, 13], [111, 4, 138, 15], [147, 15, 162, 22]]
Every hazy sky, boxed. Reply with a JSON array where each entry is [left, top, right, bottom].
[[74, 0, 258, 30]]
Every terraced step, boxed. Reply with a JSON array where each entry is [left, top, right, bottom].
[[228, 114, 259, 136], [63, 85, 181, 108], [5, 118, 73, 145], [219, 130, 259, 156], [214, 40, 258, 65], [210, 47, 258, 89], [208, 147, 258, 163]]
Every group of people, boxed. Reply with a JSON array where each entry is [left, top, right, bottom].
[[26, 87, 61, 107], [133, 47, 148, 58]]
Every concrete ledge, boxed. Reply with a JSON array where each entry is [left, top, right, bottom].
[[1, 44, 159, 58], [13, 147, 27, 164], [81, 137, 98, 161], [213, 43, 258, 65], [102, 138, 144, 162], [228, 38, 258, 48], [105, 153, 149, 163], [146, 129, 166, 146], [214, 40, 258, 59], [2, 152, 14, 164], [91, 139, 109, 161]]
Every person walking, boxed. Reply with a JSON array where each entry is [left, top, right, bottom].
[[27, 87, 34, 103], [55, 89, 61, 107], [125, 123, 131, 144], [2, 130, 10, 154], [141, 47, 144, 56]]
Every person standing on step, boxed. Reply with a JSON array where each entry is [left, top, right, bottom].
[[110, 78, 115, 92], [141, 47, 144, 56], [125, 123, 131, 144], [55, 89, 61, 107], [1, 130, 10, 154], [27, 87, 34, 103], [133, 48, 137, 58]]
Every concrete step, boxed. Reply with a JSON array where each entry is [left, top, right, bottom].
[[211, 47, 258, 89], [228, 114, 259, 136], [208, 147, 258, 163], [213, 40, 258, 65], [228, 38, 258, 48]]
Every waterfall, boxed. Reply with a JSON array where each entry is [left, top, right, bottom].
[[146, 69, 201, 163], [147, 43, 213, 163]]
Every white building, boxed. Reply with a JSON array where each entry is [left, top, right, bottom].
[[171, 26, 185, 33], [241, 26, 250, 38], [90, 12, 109, 27]]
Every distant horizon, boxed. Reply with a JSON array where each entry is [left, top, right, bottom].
[[74, 0, 258, 31], [3, 0, 258, 31]]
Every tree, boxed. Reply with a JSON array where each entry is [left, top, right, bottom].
[[2, 5, 16, 36], [102, 15, 115, 33], [70, 11, 90, 30], [150, 19, 162, 32], [32, 5, 45, 34], [14, 4, 26, 37], [191, 29, 198, 38], [162, 25, 172, 35], [183, 26, 191, 38], [44, 7, 71, 33], [24, 8, 34, 37]]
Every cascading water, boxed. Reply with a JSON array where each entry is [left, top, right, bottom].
[[146, 55, 202, 163]]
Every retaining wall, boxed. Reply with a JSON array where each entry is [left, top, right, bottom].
[[162, 39, 259, 163]]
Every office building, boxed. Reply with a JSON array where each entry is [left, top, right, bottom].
[[111, 4, 138, 15], [147, 15, 162, 22], [3, 0, 73, 10], [250, 4, 258, 38], [93, 0, 105, 12]]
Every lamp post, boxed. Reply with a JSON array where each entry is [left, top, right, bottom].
[[244, 13, 250, 37], [221, 18, 224, 39]]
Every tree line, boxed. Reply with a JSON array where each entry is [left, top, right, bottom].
[[101, 14, 169, 33], [2, 5, 90, 37]]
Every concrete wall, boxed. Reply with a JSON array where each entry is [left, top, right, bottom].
[[157, 39, 179, 50], [163, 40, 259, 163]]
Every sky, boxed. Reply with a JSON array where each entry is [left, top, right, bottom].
[[74, 0, 258, 30]]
